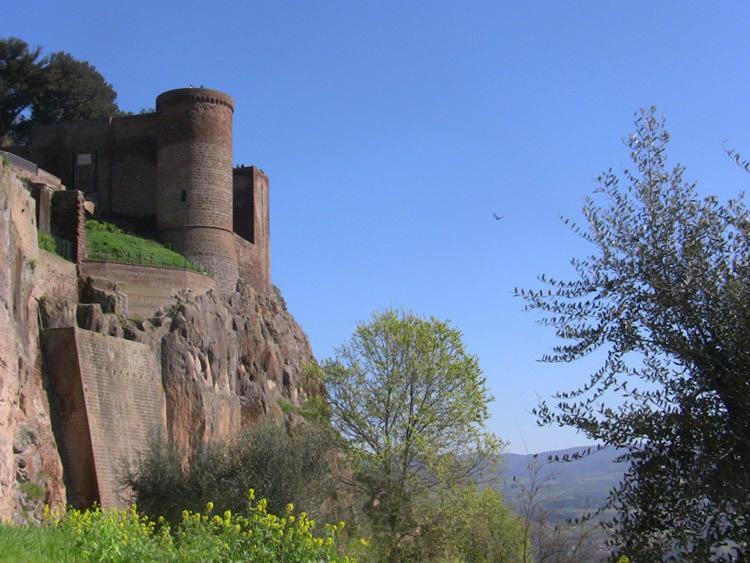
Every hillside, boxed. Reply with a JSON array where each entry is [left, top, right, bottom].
[[497, 446, 627, 523]]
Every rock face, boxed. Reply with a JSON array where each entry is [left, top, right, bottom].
[[0, 161, 66, 523], [0, 160, 319, 521], [75, 279, 317, 459]]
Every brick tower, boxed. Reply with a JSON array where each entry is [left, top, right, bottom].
[[155, 88, 239, 293]]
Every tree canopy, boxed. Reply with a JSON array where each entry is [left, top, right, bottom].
[[517, 108, 750, 560], [320, 310, 511, 560], [0, 37, 43, 142], [0, 37, 119, 144], [30, 51, 118, 126]]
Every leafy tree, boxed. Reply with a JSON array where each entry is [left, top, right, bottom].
[[437, 485, 526, 562], [320, 309, 502, 561], [0, 37, 119, 144], [517, 108, 750, 560], [0, 37, 43, 143], [30, 51, 118, 125]]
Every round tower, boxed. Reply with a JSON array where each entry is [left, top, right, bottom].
[[155, 87, 238, 293]]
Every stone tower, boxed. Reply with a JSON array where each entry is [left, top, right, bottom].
[[155, 88, 239, 293]]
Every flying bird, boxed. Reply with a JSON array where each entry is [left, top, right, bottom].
[[493, 213, 504, 221]]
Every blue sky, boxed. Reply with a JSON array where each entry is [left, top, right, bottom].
[[4, 1, 749, 453]]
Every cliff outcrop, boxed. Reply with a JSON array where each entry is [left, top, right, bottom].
[[0, 159, 318, 521], [69, 279, 317, 457], [0, 161, 67, 523]]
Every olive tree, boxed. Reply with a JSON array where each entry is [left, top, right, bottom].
[[517, 108, 750, 560], [321, 309, 502, 560]]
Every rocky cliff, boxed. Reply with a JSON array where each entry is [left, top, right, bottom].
[[0, 159, 318, 522], [0, 160, 66, 523]]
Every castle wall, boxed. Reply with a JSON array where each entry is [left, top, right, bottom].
[[233, 166, 270, 293], [6, 88, 272, 294], [42, 328, 166, 508], [24, 119, 110, 194], [80, 261, 216, 319], [156, 88, 238, 293], [51, 190, 86, 265], [106, 115, 157, 227], [16, 115, 158, 227]]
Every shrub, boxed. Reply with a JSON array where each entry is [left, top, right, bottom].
[[33, 490, 351, 562], [128, 421, 338, 526]]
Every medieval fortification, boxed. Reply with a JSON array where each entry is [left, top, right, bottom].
[[0, 88, 316, 522]]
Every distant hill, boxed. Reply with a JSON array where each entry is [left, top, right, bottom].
[[494, 446, 627, 523]]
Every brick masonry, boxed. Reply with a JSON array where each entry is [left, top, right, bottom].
[[51, 190, 86, 265], [42, 327, 166, 508], [156, 89, 238, 293], [233, 166, 270, 293], [4, 87, 271, 294]]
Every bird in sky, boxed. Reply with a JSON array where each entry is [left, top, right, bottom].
[[493, 213, 504, 221]]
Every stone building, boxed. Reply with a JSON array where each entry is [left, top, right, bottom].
[[7, 87, 270, 294]]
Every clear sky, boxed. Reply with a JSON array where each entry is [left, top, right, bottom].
[[4, 1, 749, 453]]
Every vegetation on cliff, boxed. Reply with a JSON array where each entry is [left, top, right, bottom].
[[517, 108, 750, 560], [85, 219, 202, 272]]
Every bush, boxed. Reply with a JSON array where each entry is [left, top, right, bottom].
[[15, 490, 351, 562], [128, 421, 338, 526]]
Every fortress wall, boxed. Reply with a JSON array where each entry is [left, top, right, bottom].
[[81, 261, 216, 319], [236, 236, 269, 294], [14, 115, 158, 225], [233, 166, 270, 293], [157, 142, 234, 230], [35, 250, 78, 302], [51, 190, 86, 265], [26, 119, 110, 192], [107, 115, 157, 224], [42, 328, 165, 508], [159, 227, 238, 294], [232, 167, 254, 242], [156, 88, 238, 293]]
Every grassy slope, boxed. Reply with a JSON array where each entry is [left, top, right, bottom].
[[85, 220, 202, 272], [0, 525, 76, 563]]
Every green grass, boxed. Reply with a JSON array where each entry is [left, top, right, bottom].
[[85, 220, 203, 273], [37, 232, 57, 254], [0, 525, 76, 563]]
